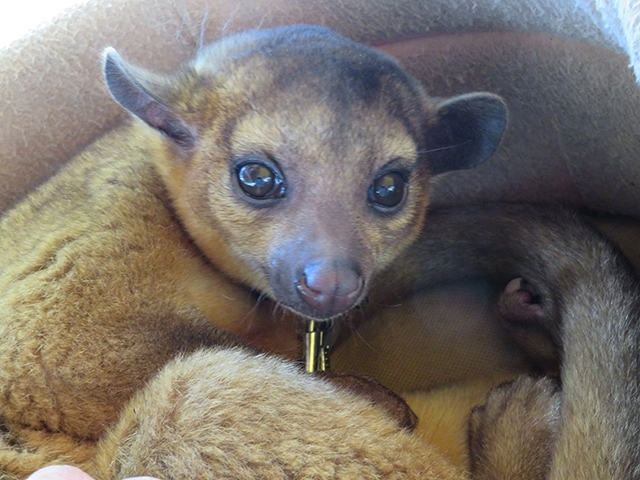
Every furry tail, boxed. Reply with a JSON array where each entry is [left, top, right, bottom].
[[385, 203, 640, 478], [91, 347, 466, 479]]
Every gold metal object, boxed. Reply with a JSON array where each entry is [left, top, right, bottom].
[[304, 320, 332, 373]]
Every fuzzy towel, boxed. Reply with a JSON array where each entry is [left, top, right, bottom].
[[580, 0, 640, 81], [2, 0, 640, 215]]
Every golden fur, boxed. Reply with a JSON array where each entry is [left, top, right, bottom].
[[0, 25, 508, 479], [4, 24, 638, 480]]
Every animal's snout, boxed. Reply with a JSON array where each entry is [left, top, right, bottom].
[[295, 261, 364, 317]]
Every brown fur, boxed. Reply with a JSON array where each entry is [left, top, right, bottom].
[[468, 375, 561, 480], [381, 203, 640, 478], [3, 23, 639, 480], [92, 348, 466, 479], [0, 25, 508, 478], [3, 24, 640, 480]]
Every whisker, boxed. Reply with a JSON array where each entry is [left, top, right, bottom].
[[240, 289, 268, 326], [220, 4, 242, 38], [197, 7, 209, 52], [348, 306, 377, 353], [416, 140, 472, 156]]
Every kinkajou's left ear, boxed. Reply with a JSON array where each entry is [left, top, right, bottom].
[[426, 93, 507, 175]]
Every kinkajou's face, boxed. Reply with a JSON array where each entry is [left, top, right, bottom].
[[105, 25, 506, 320]]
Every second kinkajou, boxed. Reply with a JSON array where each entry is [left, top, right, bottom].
[[382, 203, 640, 479]]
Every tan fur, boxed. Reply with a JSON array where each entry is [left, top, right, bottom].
[[4, 23, 640, 480], [92, 348, 466, 479], [468, 376, 561, 480], [0, 26, 509, 478]]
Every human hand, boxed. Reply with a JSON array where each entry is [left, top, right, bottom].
[[26, 465, 160, 480]]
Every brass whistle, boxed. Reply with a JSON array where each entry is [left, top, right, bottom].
[[304, 319, 332, 373]]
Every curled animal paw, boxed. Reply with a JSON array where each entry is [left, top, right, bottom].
[[468, 375, 561, 480], [321, 373, 418, 431]]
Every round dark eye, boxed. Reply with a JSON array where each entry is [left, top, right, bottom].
[[236, 162, 285, 200], [369, 171, 406, 211]]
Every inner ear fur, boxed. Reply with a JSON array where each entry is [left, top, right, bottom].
[[427, 93, 507, 175], [103, 48, 197, 149]]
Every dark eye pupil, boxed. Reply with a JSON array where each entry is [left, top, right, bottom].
[[370, 172, 405, 209], [237, 163, 277, 198]]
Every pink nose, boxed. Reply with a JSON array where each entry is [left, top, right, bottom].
[[295, 262, 364, 318]]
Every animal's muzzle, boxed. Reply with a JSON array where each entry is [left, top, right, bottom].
[[295, 260, 364, 318]]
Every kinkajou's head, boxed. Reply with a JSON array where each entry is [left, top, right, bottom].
[[104, 25, 506, 320]]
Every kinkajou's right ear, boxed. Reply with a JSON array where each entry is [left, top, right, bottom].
[[426, 93, 507, 175], [103, 47, 197, 149]]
